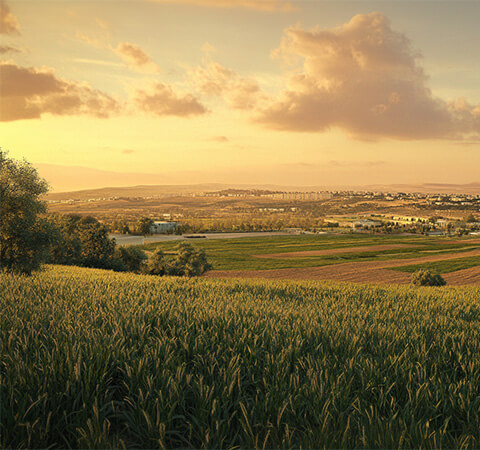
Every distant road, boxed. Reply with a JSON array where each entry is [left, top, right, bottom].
[[110, 231, 295, 246]]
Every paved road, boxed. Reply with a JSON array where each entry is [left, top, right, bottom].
[[110, 231, 297, 246]]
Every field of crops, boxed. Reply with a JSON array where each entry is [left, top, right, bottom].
[[2, 265, 480, 448], [142, 234, 480, 272]]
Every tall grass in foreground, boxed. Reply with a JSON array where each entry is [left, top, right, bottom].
[[2, 266, 480, 448]]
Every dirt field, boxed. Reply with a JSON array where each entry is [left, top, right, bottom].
[[253, 243, 418, 259], [205, 248, 480, 285]]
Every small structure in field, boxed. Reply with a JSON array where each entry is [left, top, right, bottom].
[[150, 221, 178, 234], [352, 219, 381, 228]]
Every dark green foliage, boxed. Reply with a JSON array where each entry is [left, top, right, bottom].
[[115, 246, 147, 272], [2, 266, 480, 448], [145, 248, 169, 275], [0, 151, 49, 274], [47, 214, 116, 269], [138, 217, 154, 235], [144, 242, 211, 276], [169, 242, 211, 276], [411, 269, 447, 286]]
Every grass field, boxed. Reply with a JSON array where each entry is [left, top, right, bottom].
[[2, 265, 480, 448], [143, 234, 480, 274]]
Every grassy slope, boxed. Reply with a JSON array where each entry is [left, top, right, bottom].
[[2, 265, 480, 448], [143, 234, 480, 271]]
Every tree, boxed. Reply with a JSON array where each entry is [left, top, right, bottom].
[[144, 242, 211, 277], [0, 151, 49, 274], [144, 249, 169, 275], [76, 216, 116, 268], [115, 246, 147, 272], [169, 242, 211, 276], [465, 214, 477, 223], [46, 214, 117, 269], [411, 269, 446, 287], [138, 217, 154, 235]]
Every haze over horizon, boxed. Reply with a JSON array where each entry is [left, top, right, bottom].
[[2, 0, 480, 191]]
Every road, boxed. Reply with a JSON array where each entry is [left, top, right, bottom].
[[110, 231, 297, 246]]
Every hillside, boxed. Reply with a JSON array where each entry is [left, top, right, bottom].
[[43, 182, 480, 201], [2, 265, 480, 448]]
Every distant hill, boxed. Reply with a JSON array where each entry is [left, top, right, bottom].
[[36, 163, 480, 197], [44, 182, 480, 201]]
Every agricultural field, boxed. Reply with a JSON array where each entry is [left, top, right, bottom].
[[2, 265, 480, 448], [143, 234, 480, 285]]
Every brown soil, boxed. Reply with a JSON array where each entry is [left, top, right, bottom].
[[444, 266, 480, 286], [253, 244, 417, 259], [204, 248, 480, 285]]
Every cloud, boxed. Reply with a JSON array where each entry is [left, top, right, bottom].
[[113, 42, 160, 73], [151, 0, 296, 12], [0, 1, 20, 35], [134, 82, 207, 117], [0, 44, 20, 54], [190, 56, 263, 109], [256, 13, 480, 140], [0, 62, 120, 122], [122, 149, 135, 154]]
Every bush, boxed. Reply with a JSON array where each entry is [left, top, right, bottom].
[[144, 243, 211, 277], [115, 246, 147, 272], [411, 269, 446, 287]]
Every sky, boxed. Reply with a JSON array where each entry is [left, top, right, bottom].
[[1, 0, 480, 191]]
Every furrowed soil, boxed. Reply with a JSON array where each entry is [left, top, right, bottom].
[[253, 243, 418, 258]]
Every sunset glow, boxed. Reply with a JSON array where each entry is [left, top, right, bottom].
[[1, 0, 479, 191]]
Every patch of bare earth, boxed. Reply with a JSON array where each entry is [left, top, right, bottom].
[[444, 266, 480, 286], [253, 244, 418, 259], [204, 248, 480, 285]]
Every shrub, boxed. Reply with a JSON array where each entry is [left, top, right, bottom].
[[144, 249, 169, 275], [411, 269, 446, 287], [115, 246, 147, 272], [144, 243, 211, 277]]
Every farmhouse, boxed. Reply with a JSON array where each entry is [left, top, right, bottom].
[[150, 221, 178, 234]]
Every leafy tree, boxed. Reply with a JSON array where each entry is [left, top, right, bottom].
[[46, 214, 117, 269], [45, 214, 83, 265], [465, 214, 477, 223], [169, 242, 211, 276], [411, 269, 446, 287], [138, 217, 154, 235], [0, 151, 49, 274], [145, 249, 169, 275], [115, 246, 147, 272], [76, 216, 116, 268], [144, 242, 211, 277]]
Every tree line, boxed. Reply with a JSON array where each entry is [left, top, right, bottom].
[[0, 151, 210, 276]]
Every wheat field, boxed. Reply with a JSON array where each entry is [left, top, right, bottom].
[[2, 265, 480, 448]]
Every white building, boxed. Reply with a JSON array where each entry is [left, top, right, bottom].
[[150, 221, 178, 234], [353, 219, 382, 228]]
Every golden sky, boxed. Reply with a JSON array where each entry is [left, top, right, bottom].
[[1, 0, 480, 191]]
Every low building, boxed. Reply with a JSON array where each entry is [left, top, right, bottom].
[[150, 221, 178, 234], [353, 219, 382, 228]]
